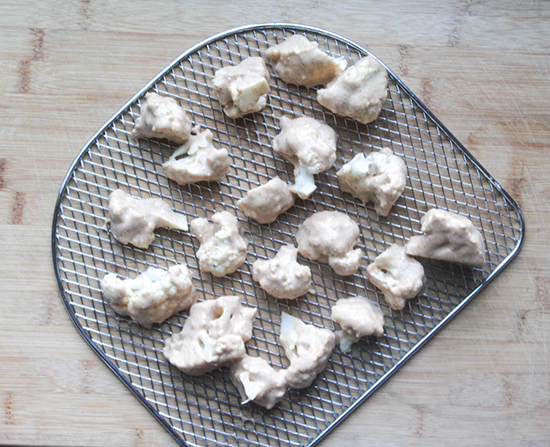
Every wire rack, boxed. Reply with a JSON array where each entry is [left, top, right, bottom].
[[51, 24, 524, 447]]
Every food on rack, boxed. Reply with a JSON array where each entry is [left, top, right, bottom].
[[162, 126, 230, 185], [272, 116, 337, 199], [405, 209, 485, 267], [366, 244, 426, 310], [101, 264, 197, 327], [237, 177, 295, 224], [252, 245, 312, 300], [212, 57, 271, 119], [229, 355, 287, 409], [107, 189, 188, 249], [279, 312, 336, 389], [317, 55, 388, 124], [164, 295, 257, 375], [337, 148, 407, 216], [296, 211, 363, 276], [132, 92, 192, 144], [266, 34, 347, 87], [331, 296, 385, 353], [190, 211, 248, 277]]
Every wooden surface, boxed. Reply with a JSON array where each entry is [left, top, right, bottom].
[[1, 1, 549, 445]]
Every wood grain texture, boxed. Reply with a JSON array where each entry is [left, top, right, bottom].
[[0, 0, 549, 445]]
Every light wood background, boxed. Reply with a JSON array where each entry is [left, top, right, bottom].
[[1, 1, 549, 446]]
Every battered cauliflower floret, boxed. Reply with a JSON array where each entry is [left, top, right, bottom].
[[296, 211, 363, 276], [229, 355, 287, 409], [252, 245, 312, 300], [101, 264, 198, 327], [405, 209, 485, 267], [366, 244, 426, 310], [237, 177, 295, 224], [331, 296, 385, 353], [163, 296, 257, 376], [337, 148, 407, 216], [317, 55, 388, 124], [266, 34, 347, 87], [279, 312, 336, 389], [132, 92, 192, 144], [272, 116, 337, 199], [162, 126, 230, 185], [213, 57, 271, 119], [190, 211, 248, 277], [107, 189, 188, 249]]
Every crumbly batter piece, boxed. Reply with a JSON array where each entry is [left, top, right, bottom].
[[101, 264, 197, 327], [163, 296, 257, 376]]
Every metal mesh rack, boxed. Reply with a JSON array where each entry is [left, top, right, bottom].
[[51, 24, 524, 447]]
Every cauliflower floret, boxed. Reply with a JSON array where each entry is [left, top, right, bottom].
[[317, 55, 388, 124], [132, 92, 192, 144], [252, 245, 312, 300], [272, 116, 337, 199], [163, 296, 257, 376], [229, 355, 287, 409], [279, 312, 335, 389], [162, 126, 230, 185], [366, 244, 426, 310], [405, 209, 485, 267], [107, 189, 188, 249], [331, 296, 385, 353], [266, 34, 347, 87], [337, 148, 407, 216], [101, 264, 197, 327], [296, 211, 363, 276], [237, 177, 295, 224], [213, 57, 271, 119], [190, 211, 248, 277]]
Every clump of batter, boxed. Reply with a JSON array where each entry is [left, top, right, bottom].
[[163, 295, 257, 376], [296, 211, 363, 276], [190, 211, 248, 277], [162, 126, 230, 185], [266, 34, 347, 87], [132, 92, 192, 144], [252, 245, 312, 300], [272, 116, 337, 199], [213, 57, 271, 118], [101, 264, 197, 327], [237, 177, 295, 224], [405, 209, 485, 267], [337, 148, 407, 216], [317, 55, 388, 124], [107, 189, 188, 249]]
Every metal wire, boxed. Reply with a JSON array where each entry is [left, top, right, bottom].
[[52, 24, 524, 447]]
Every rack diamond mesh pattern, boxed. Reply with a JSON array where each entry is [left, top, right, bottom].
[[52, 24, 524, 447]]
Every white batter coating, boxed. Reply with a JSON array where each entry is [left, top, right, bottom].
[[296, 211, 363, 276], [163, 295, 257, 376], [331, 296, 385, 353], [252, 245, 312, 300], [229, 355, 287, 409], [337, 148, 407, 216], [107, 189, 188, 249], [367, 244, 426, 310], [266, 34, 347, 87], [279, 313, 336, 389], [317, 55, 388, 124], [213, 57, 271, 119], [162, 126, 230, 185], [237, 177, 295, 224], [190, 211, 248, 277], [272, 116, 337, 199], [101, 264, 197, 327], [405, 209, 485, 267], [132, 92, 192, 144]]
